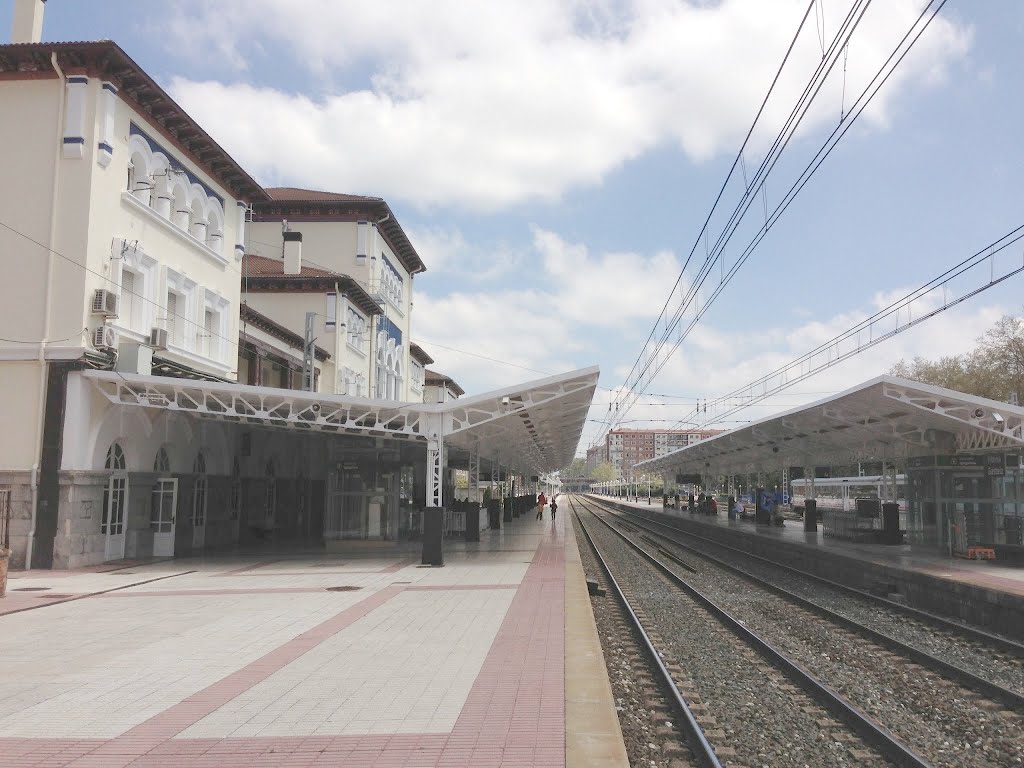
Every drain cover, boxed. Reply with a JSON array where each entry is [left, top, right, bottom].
[[12, 587, 50, 592], [325, 586, 361, 592]]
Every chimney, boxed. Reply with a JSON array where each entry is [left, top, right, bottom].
[[283, 230, 302, 274], [11, 0, 45, 44]]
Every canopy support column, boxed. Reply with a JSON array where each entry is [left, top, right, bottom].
[[468, 444, 480, 503]]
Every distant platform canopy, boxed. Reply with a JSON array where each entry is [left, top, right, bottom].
[[636, 376, 1024, 477]]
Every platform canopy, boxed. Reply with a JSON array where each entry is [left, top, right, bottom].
[[443, 365, 600, 475], [83, 364, 599, 477], [635, 376, 1024, 478]]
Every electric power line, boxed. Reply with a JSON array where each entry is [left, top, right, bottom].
[[602, 0, 877, 446], [604, 0, 948, 445]]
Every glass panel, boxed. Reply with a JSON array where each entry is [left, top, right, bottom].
[[193, 477, 207, 526], [151, 481, 175, 533], [110, 478, 126, 535], [166, 292, 177, 344], [102, 485, 110, 534]]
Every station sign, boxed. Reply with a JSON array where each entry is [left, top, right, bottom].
[[675, 473, 702, 484], [910, 454, 1011, 475], [984, 454, 1006, 477]]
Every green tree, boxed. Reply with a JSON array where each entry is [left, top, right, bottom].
[[590, 462, 616, 482], [563, 457, 587, 477], [890, 313, 1024, 402]]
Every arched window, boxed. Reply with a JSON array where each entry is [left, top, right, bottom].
[[154, 446, 171, 473], [105, 442, 126, 471]]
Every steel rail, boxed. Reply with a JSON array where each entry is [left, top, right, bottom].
[[608, 504, 1024, 709], [574, 495, 933, 768], [568, 497, 722, 768], [594, 495, 1024, 656]]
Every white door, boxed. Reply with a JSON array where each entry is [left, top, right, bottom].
[[103, 474, 129, 561], [192, 475, 207, 550], [151, 478, 178, 557]]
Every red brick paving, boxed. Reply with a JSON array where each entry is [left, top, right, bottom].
[[0, 534, 567, 767]]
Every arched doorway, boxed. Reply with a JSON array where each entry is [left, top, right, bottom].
[[151, 446, 177, 557], [102, 443, 129, 561]]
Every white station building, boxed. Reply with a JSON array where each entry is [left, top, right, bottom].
[[0, 1, 599, 569]]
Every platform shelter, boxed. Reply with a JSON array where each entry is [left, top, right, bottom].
[[13, 365, 598, 569], [636, 376, 1024, 560]]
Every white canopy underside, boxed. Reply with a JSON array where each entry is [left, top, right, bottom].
[[636, 376, 1024, 477], [83, 365, 599, 476]]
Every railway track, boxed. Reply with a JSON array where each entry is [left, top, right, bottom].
[[571, 496, 919, 767], [574, 494, 1024, 767], [607, 499, 1024, 699]]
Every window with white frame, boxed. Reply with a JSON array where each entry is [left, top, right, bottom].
[[374, 333, 404, 400], [380, 256, 404, 308], [120, 268, 139, 330], [199, 290, 230, 363], [411, 360, 424, 391], [164, 267, 198, 351], [112, 239, 157, 336], [165, 290, 183, 347], [346, 308, 366, 353]]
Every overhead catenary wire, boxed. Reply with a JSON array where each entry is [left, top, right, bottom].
[[611, 0, 821, 419], [648, 0, 951, 414], [667, 221, 1024, 431], [600, 0, 878, 446], [604, 0, 948, 444], [620, 0, 874, 395]]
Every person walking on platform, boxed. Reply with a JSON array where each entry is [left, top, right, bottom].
[[536, 492, 547, 520], [550, 495, 558, 520]]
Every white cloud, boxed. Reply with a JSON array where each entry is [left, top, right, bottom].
[[166, 0, 970, 210]]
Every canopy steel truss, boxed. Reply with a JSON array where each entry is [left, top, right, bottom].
[[636, 376, 1024, 478], [83, 365, 600, 508]]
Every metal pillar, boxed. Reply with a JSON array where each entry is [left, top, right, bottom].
[[423, 412, 447, 509], [469, 445, 480, 504], [302, 311, 316, 391]]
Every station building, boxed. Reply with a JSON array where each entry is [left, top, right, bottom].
[[0, 2, 600, 570], [635, 376, 1024, 560]]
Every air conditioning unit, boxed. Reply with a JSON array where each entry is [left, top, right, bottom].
[[92, 325, 118, 351], [148, 326, 168, 350], [91, 288, 119, 318]]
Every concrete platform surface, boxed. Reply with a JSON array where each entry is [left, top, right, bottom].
[[0, 511, 627, 767]]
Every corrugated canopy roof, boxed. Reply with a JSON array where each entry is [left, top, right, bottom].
[[636, 376, 1024, 477]]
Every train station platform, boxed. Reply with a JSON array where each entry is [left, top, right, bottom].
[[0, 510, 628, 768], [594, 495, 1024, 638]]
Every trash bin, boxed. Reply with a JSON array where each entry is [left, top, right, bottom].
[[803, 499, 817, 533]]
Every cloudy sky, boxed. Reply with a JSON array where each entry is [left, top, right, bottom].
[[11, 0, 1023, 455]]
